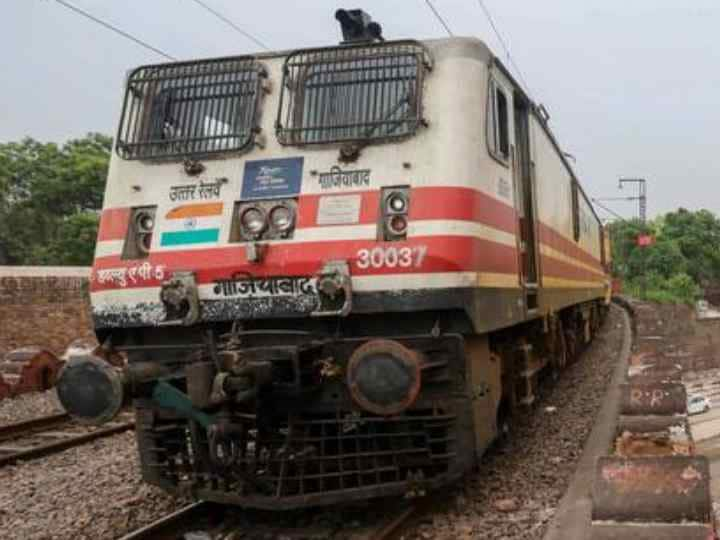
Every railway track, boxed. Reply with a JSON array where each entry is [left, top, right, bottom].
[[0, 410, 134, 467], [118, 500, 417, 540]]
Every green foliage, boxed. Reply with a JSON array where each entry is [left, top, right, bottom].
[[609, 208, 719, 304], [625, 272, 701, 305], [661, 208, 720, 285], [0, 133, 111, 265]]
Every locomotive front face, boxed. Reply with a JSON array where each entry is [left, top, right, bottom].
[[91, 37, 511, 332], [66, 36, 513, 508]]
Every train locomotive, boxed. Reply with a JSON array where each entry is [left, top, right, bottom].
[[57, 9, 611, 509]]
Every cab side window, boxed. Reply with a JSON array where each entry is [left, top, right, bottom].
[[487, 80, 510, 163]]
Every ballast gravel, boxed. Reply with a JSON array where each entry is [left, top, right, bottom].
[[404, 306, 626, 540], [0, 429, 187, 540], [0, 308, 624, 540], [0, 389, 63, 426]]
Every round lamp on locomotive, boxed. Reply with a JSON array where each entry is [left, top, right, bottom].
[[346, 340, 422, 416], [56, 354, 126, 425]]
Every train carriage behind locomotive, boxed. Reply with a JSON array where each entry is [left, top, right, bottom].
[[57, 10, 610, 509]]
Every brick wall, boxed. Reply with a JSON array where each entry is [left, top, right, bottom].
[[0, 267, 95, 358]]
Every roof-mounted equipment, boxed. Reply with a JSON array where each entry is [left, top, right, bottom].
[[335, 9, 384, 43]]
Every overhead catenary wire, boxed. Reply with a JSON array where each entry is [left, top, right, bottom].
[[591, 198, 629, 223], [475, 0, 533, 99], [423, 0, 454, 36], [187, 0, 271, 51], [53, 0, 177, 61]]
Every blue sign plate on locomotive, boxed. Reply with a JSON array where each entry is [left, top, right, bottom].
[[241, 157, 304, 200]]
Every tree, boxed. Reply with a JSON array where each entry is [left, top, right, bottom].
[[633, 239, 687, 279], [661, 208, 720, 285], [0, 133, 111, 265], [607, 218, 652, 277]]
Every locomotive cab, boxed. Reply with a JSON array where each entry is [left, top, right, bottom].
[[58, 9, 609, 509]]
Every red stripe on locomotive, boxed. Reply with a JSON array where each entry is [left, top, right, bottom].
[[90, 236, 520, 292], [97, 207, 130, 241]]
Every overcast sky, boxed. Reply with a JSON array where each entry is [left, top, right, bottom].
[[4, 1, 719, 218]]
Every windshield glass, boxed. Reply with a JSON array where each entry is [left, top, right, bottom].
[[116, 57, 262, 160], [277, 41, 429, 145]]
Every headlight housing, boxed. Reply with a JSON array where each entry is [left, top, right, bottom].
[[232, 199, 297, 242], [123, 206, 156, 259], [379, 186, 410, 241]]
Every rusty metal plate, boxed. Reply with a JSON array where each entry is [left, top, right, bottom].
[[635, 336, 667, 355], [590, 523, 714, 540], [617, 415, 690, 434], [592, 456, 712, 523], [614, 428, 693, 457], [628, 363, 682, 383], [619, 382, 687, 416]]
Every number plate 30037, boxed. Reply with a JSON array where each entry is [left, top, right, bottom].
[[355, 246, 427, 270]]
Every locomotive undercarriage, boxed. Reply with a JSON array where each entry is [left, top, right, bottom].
[[129, 327, 476, 508], [58, 299, 607, 509], [128, 300, 604, 508]]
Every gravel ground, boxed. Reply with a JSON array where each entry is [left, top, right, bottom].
[[0, 390, 64, 426], [0, 309, 624, 540], [0, 430, 187, 540], [404, 306, 626, 540]]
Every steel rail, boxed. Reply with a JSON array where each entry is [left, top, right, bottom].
[[118, 497, 416, 539], [0, 416, 135, 467], [118, 501, 215, 540], [368, 504, 417, 540], [0, 412, 69, 441]]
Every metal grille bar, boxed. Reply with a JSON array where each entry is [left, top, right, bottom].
[[277, 41, 430, 146], [116, 56, 264, 160]]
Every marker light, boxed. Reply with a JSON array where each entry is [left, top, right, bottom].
[[388, 214, 408, 235], [137, 213, 154, 232], [387, 193, 407, 213]]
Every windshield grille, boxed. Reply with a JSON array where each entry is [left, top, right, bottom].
[[116, 57, 263, 160], [277, 41, 430, 145]]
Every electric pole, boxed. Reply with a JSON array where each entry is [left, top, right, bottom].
[[618, 178, 648, 299]]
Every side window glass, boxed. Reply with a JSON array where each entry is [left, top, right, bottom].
[[487, 80, 510, 163]]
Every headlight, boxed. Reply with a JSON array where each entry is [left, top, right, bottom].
[[387, 192, 407, 213], [240, 207, 266, 235], [269, 204, 294, 232]]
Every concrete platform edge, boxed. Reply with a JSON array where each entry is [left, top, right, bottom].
[[542, 303, 632, 540]]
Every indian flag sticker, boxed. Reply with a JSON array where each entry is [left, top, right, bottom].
[[160, 202, 223, 246]]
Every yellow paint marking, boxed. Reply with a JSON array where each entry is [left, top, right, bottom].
[[539, 243, 605, 277], [542, 277, 606, 289], [476, 272, 521, 288]]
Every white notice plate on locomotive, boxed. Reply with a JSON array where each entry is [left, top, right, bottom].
[[317, 194, 362, 225], [212, 275, 318, 299]]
